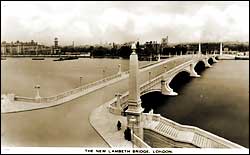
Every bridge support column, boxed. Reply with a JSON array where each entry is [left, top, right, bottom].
[[204, 58, 212, 68], [190, 63, 200, 77], [126, 43, 144, 140], [161, 78, 178, 96]]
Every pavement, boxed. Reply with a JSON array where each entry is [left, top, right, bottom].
[[89, 99, 137, 148]]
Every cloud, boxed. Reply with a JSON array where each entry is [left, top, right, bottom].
[[1, 1, 249, 45]]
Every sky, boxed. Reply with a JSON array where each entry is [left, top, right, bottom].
[[1, 1, 249, 46]]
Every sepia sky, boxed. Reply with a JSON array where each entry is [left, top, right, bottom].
[[1, 1, 249, 46]]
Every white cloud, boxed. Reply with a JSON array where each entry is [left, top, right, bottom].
[[1, 1, 249, 45]]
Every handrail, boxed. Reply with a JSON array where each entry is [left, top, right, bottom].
[[132, 133, 151, 148], [14, 96, 37, 103], [14, 71, 123, 103]]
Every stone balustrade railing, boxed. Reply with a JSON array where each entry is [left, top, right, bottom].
[[132, 133, 151, 148], [14, 96, 37, 103], [13, 73, 123, 104], [142, 113, 244, 148]]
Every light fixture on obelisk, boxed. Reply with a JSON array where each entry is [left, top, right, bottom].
[[125, 42, 144, 140]]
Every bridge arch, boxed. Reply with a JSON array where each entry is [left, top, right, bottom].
[[141, 89, 161, 96], [169, 71, 191, 91], [194, 60, 206, 74], [194, 60, 206, 68], [208, 57, 214, 65], [166, 69, 191, 85]]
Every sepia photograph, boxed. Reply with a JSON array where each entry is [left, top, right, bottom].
[[1, 1, 249, 154]]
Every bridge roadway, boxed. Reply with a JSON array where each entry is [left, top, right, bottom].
[[1, 55, 210, 147]]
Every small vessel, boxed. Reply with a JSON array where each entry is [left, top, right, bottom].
[[53, 57, 64, 61], [32, 57, 45, 60], [53, 56, 78, 61], [65, 56, 79, 60]]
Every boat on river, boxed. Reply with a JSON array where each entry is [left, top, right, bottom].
[[53, 56, 79, 61]]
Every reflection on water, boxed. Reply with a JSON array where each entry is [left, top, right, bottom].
[[141, 60, 249, 148]]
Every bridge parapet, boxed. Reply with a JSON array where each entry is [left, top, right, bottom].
[[142, 113, 245, 148]]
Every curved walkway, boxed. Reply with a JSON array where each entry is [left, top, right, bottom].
[[89, 99, 135, 148]]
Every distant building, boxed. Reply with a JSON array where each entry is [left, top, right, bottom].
[[51, 37, 61, 54], [161, 36, 168, 48], [1, 40, 51, 55]]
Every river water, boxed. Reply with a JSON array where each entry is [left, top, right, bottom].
[[1, 58, 148, 97], [1, 58, 249, 148]]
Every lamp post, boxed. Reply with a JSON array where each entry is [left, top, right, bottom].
[[164, 66, 167, 73], [148, 71, 151, 91], [80, 76, 83, 86], [34, 85, 41, 102], [129, 116, 136, 148], [148, 71, 151, 82], [103, 69, 106, 79]]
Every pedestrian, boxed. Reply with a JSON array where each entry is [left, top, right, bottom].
[[117, 120, 121, 131], [124, 127, 131, 141]]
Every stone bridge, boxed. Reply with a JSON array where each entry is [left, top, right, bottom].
[[109, 54, 219, 115], [1, 53, 217, 113], [106, 45, 244, 149]]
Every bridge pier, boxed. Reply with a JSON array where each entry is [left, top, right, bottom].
[[189, 63, 200, 77], [212, 56, 219, 63], [161, 79, 178, 96]]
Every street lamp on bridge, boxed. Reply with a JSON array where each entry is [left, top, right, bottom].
[[80, 76, 83, 86], [34, 84, 41, 101], [148, 71, 151, 82], [103, 69, 106, 79]]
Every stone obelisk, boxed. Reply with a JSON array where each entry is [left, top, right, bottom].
[[126, 42, 144, 139]]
